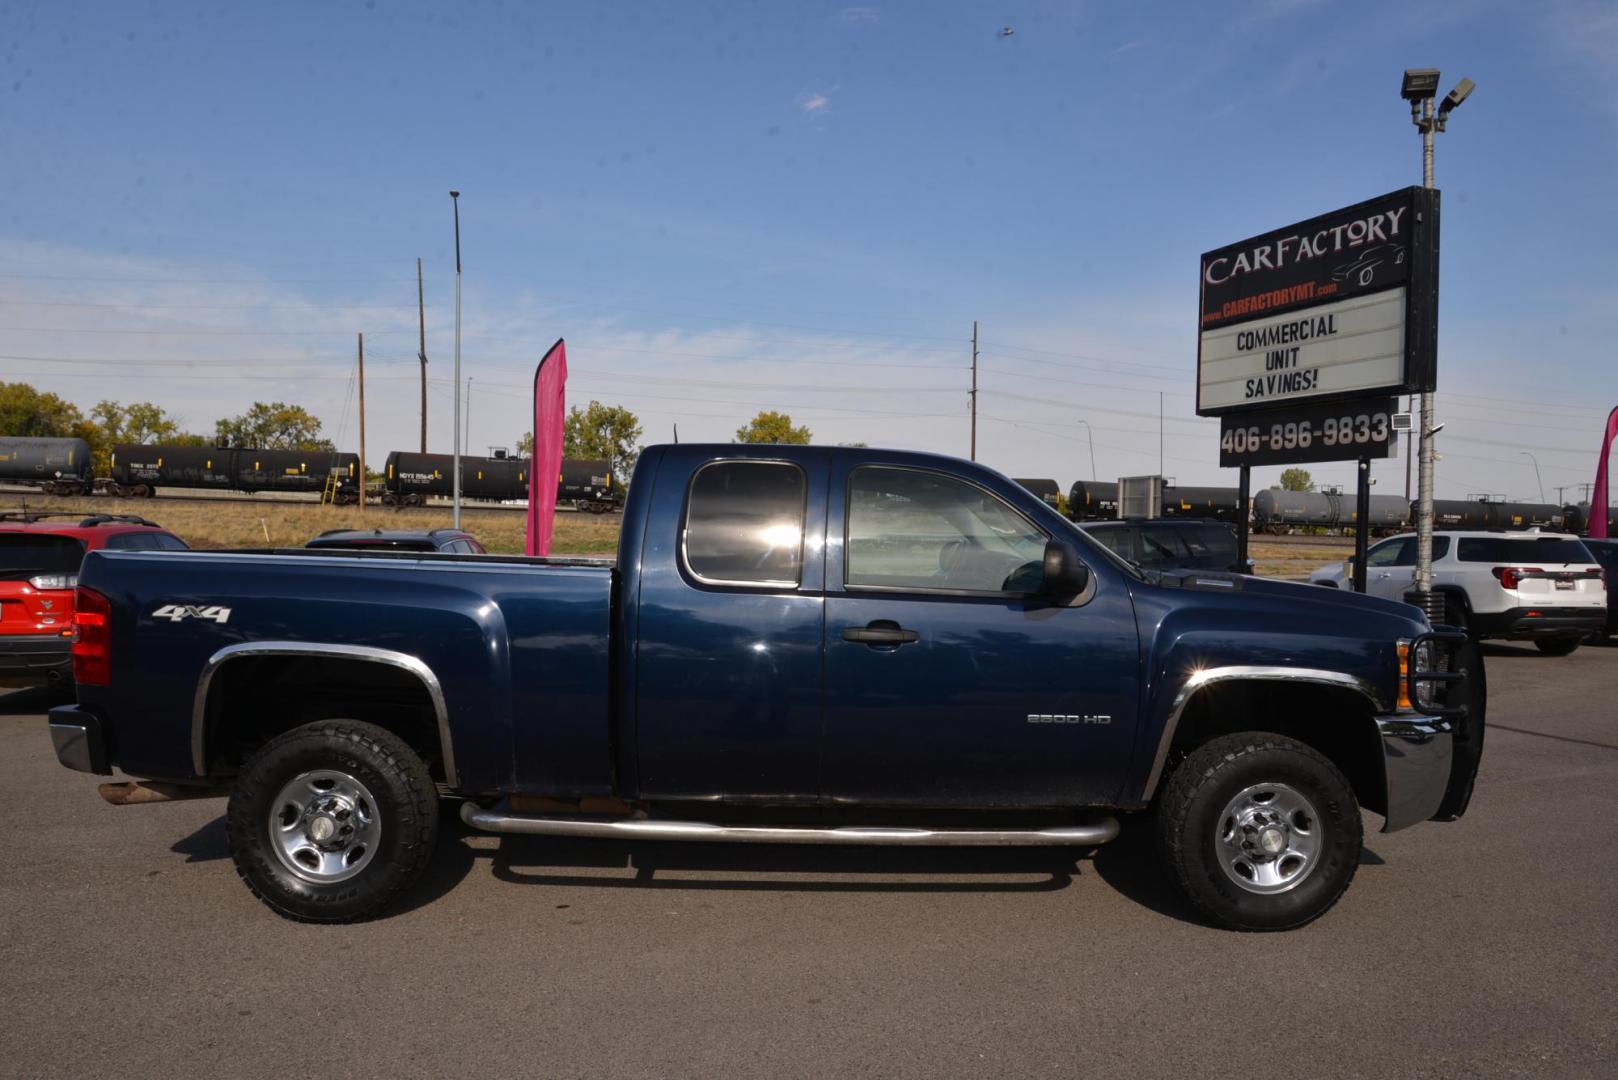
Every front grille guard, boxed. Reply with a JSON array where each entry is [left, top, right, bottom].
[[1407, 628, 1471, 719]]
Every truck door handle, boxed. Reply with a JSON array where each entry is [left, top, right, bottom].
[[841, 622, 919, 646]]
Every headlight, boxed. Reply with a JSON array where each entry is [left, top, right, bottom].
[[1397, 638, 1444, 711], [1413, 640, 1440, 709]]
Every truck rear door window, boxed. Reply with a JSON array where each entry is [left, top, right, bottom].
[[683, 461, 805, 586], [846, 466, 1046, 593]]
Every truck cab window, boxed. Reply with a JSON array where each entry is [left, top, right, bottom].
[[682, 461, 806, 586], [846, 466, 1046, 593]]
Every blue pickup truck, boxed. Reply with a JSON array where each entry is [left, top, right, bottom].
[[48, 444, 1484, 930]]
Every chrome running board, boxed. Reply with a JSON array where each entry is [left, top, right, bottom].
[[460, 802, 1119, 847]]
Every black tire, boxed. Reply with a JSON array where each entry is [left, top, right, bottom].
[[1157, 733, 1363, 932], [227, 719, 439, 923], [1533, 636, 1581, 656], [1441, 592, 1471, 636]]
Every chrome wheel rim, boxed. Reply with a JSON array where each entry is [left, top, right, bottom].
[[1215, 782, 1321, 895], [268, 770, 381, 884]]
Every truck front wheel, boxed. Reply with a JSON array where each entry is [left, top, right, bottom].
[[226, 719, 440, 922], [1157, 733, 1362, 931]]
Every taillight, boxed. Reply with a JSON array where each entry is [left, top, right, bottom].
[[1491, 566, 1544, 590], [72, 586, 113, 686]]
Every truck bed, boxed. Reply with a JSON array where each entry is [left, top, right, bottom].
[[75, 547, 616, 794]]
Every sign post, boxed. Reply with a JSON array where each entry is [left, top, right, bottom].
[[1198, 187, 1439, 590]]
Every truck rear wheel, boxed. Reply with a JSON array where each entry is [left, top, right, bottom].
[[226, 719, 439, 922], [1157, 733, 1362, 932]]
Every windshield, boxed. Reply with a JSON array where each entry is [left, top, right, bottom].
[[0, 534, 86, 580], [1070, 522, 1146, 580]]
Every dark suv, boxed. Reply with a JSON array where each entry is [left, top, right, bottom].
[[1582, 538, 1618, 640], [1076, 518, 1252, 574], [305, 528, 487, 554], [1, 512, 188, 687]]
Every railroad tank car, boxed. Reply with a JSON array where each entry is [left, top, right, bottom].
[[1160, 485, 1243, 524], [383, 451, 529, 505], [1066, 481, 1119, 521], [1427, 499, 1569, 531], [0, 436, 94, 494], [558, 458, 618, 512], [1253, 490, 1410, 534], [108, 445, 358, 497], [1560, 505, 1618, 536], [1013, 478, 1062, 508]]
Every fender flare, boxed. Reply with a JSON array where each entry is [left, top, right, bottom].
[[1141, 665, 1383, 800], [191, 641, 457, 787]]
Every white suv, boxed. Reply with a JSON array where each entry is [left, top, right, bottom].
[[1310, 530, 1607, 655]]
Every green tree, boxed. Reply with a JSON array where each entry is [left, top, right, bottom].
[[0, 381, 84, 437], [521, 401, 643, 483], [215, 402, 334, 450], [1278, 467, 1315, 492], [735, 410, 811, 445]]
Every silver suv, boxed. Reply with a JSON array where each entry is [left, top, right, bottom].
[[1311, 530, 1607, 655]]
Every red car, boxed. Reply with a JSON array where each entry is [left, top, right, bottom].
[[0, 512, 188, 688]]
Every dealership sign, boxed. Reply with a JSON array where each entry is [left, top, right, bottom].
[[1197, 187, 1438, 418]]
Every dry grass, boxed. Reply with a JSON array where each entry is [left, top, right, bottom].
[[5, 495, 621, 555], [1249, 538, 1352, 579]]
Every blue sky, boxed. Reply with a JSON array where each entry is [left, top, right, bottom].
[[3, 0, 1615, 499]]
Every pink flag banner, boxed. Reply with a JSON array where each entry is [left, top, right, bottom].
[[1592, 404, 1618, 540], [526, 338, 568, 556]]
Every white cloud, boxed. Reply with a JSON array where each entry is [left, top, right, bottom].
[[1110, 40, 1143, 56], [799, 92, 830, 114], [835, 7, 879, 23]]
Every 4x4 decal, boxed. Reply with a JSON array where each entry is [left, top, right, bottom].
[[151, 603, 232, 624]]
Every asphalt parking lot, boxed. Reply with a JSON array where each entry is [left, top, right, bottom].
[[2, 642, 1615, 1079]]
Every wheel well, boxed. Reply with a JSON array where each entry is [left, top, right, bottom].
[[200, 655, 446, 782], [1166, 681, 1386, 817]]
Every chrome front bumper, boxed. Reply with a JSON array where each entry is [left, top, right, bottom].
[[1376, 714, 1453, 832]]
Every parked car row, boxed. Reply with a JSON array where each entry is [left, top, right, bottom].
[[1310, 529, 1612, 654]]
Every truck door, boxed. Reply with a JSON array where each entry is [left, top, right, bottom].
[[631, 450, 828, 803], [820, 462, 1139, 807]]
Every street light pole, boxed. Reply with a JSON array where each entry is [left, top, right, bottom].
[[1520, 451, 1544, 503], [1074, 419, 1095, 481], [1404, 69, 1473, 619], [450, 190, 463, 529]]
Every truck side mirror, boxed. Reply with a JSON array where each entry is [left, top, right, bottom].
[[1042, 539, 1091, 596]]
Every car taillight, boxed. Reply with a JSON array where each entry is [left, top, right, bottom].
[[72, 586, 113, 686], [1491, 566, 1544, 590]]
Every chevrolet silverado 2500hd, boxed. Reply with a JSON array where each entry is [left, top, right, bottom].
[[47, 444, 1484, 930]]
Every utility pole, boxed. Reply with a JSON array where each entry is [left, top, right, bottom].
[[357, 332, 367, 511], [450, 190, 463, 529], [1554, 485, 1569, 506], [417, 257, 428, 453], [464, 377, 473, 455], [1158, 393, 1164, 478], [969, 320, 978, 461]]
